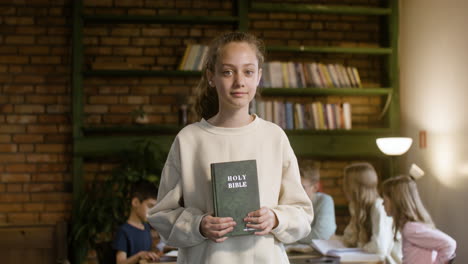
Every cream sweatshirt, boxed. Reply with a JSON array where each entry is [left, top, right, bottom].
[[148, 116, 314, 264]]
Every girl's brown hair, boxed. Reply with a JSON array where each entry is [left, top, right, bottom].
[[381, 175, 434, 238], [191, 32, 265, 120], [342, 162, 380, 246]]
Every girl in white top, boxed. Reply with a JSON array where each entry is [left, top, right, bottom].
[[148, 32, 313, 264], [342, 162, 402, 264]]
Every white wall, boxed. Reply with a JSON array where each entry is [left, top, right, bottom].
[[400, 0, 468, 260]]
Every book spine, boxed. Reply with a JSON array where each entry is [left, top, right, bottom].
[[281, 63, 289, 88], [342, 102, 352, 130], [352, 67, 362, 88], [184, 44, 198, 70], [285, 102, 294, 130], [192, 45, 205, 71], [261, 62, 271, 88], [211, 163, 218, 217], [197, 46, 209, 71], [178, 44, 192, 70]]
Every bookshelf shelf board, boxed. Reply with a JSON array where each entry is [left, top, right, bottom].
[[83, 14, 240, 24], [285, 128, 394, 136], [287, 133, 393, 158], [83, 70, 202, 77], [251, 3, 392, 16], [74, 130, 394, 158], [251, 3, 391, 16], [266, 45, 392, 55], [82, 124, 181, 134], [261, 87, 392, 96]]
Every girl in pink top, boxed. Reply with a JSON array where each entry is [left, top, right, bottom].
[[381, 175, 456, 264]]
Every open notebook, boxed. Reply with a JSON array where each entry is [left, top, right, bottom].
[[311, 239, 383, 262]]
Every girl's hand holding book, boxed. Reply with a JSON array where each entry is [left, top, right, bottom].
[[244, 207, 279, 235], [200, 215, 237, 243]]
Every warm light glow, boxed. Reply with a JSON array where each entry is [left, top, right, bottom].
[[430, 134, 457, 187], [376, 137, 413, 156]]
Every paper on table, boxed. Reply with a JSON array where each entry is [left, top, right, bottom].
[[311, 239, 382, 262], [163, 250, 178, 257]]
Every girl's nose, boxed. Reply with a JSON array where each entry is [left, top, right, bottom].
[[234, 73, 246, 88]]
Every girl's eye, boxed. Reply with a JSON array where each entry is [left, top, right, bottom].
[[245, 70, 254, 76], [222, 70, 233, 76]]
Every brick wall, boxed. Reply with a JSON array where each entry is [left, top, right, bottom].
[[1, 0, 388, 262], [0, 0, 72, 226]]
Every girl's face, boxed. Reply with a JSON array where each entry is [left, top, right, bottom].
[[383, 195, 393, 217], [301, 177, 319, 200], [209, 42, 262, 113]]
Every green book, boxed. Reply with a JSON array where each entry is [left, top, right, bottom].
[[211, 159, 260, 237]]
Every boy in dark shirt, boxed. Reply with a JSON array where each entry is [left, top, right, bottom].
[[113, 181, 161, 264]]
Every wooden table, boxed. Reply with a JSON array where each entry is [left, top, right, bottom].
[[139, 255, 177, 264]]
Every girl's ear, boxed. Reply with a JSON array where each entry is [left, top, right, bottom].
[[131, 197, 140, 207], [206, 70, 214, 87]]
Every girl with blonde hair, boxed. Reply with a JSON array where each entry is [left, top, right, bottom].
[[381, 175, 456, 264], [342, 162, 401, 264]]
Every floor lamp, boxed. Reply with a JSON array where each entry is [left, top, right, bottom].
[[376, 137, 413, 178]]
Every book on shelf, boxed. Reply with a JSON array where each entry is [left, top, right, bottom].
[[178, 44, 192, 70], [281, 63, 290, 88], [327, 64, 340, 88], [196, 46, 209, 71], [303, 104, 315, 130], [211, 159, 260, 237], [269, 61, 283, 88], [342, 102, 352, 130], [318, 63, 332, 88], [178, 44, 208, 71], [284, 102, 294, 130], [310, 62, 324, 88], [325, 104, 335, 130], [183, 44, 199, 70], [295, 62, 306, 88], [351, 67, 362, 88], [311, 239, 382, 262], [339, 64, 353, 88], [294, 104, 304, 129], [346, 66, 357, 88]]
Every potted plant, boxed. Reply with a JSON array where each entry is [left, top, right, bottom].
[[70, 139, 167, 264]]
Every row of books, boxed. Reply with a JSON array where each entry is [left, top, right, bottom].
[[251, 100, 352, 130], [178, 44, 209, 71], [260, 62, 362, 89]]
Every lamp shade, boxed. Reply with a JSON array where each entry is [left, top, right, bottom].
[[376, 137, 413, 156]]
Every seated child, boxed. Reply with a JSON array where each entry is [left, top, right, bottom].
[[298, 163, 337, 242], [113, 181, 161, 264], [342, 162, 402, 264], [381, 175, 456, 264]]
